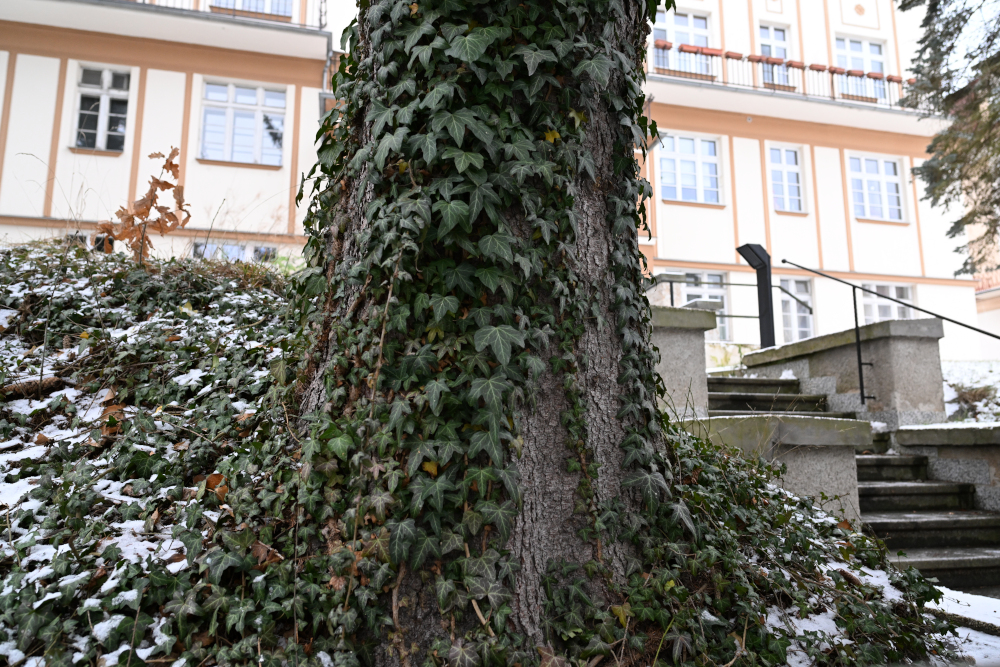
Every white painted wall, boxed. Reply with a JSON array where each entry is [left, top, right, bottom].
[[0, 54, 61, 217], [136, 69, 187, 201]]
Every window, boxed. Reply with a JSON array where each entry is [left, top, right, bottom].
[[658, 136, 720, 204], [200, 83, 286, 166], [253, 246, 277, 262], [75, 67, 130, 152], [770, 147, 803, 212], [210, 0, 292, 16], [683, 272, 728, 340], [779, 278, 813, 342], [759, 25, 790, 87], [193, 242, 245, 261], [651, 11, 711, 75], [862, 284, 912, 324], [836, 37, 887, 100], [849, 156, 903, 220]]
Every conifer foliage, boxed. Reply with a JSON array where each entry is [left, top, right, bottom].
[[900, 0, 1000, 274]]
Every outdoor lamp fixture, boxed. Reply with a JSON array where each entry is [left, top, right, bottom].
[[737, 243, 776, 348]]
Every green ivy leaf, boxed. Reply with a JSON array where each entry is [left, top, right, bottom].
[[366, 100, 396, 138], [477, 500, 517, 542], [445, 28, 497, 62], [411, 531, 441, 569], [433, 199, 470, 238], [375, 126, 410, 169], [436, 575, 457, 608], [424, 379, 451, 415], [468, 427, 503, 467], [573, 54, 614, 87], [495, 465, 522, 506], [441, 147, 485, 173], [512, 45, 558, 76], [409, 132, 438, 163], [206, 549, 244, 585], [474, 325, 525, 366], [225, 598, 256, 634], [623, 469, 670, 509], [388, 518, 417, 565], [478, 232, 515, 264], [329, 434, 352, 461], [449, 640, 481, 667]]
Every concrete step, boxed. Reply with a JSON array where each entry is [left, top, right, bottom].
[[707, 377, 800, 395], [708, 391, 826, 412], [707, 410, 857, 419], [858, 480, 976, 512], [856, 455, 929, 481], [891, 547, 1000, 588], [863, 510, 1000, 549]]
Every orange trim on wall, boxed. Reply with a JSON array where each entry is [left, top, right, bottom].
[[649, 256, 972, 287], [660, 199, 726, 210], [43, 57, 68, 219], [0, 52, 17, 195], [909, 156, 927, 277], [179, 72, 193, 186], [728, 135, 741, 263], [758, 139, 772, 253], [299, 0, 308, 25], [128, 66, 147, 202], [794, 0, 806, 61], [856, 217, 909, 227], [0, 21, 326, 89], [718, 0, 728, 83], [287, 84, 302, 234], [646, 102, 930, 157], [808, 146, 824, 268], [838, 148, 856, 272]]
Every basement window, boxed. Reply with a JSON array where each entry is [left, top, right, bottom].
[[75, 67, 130, 152]]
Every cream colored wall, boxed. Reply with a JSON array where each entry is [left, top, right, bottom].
[[295, 85, 322, 233], [0, 54, 60, 217], [917, 283, 981, 360], [136, 69, 187, 200], [812, 146, 850, 272], [732, 136, 767, 251], [50, 60, 139, 222], [722, 0, 752, 55]]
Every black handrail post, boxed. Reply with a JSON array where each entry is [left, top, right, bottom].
[[669, 280, 674, 306], [852, 286, 867, 407], [737, 243, 776, 348]]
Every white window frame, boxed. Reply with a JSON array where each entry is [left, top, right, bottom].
[[835, 36, 887, 100], [657, 134, 721, 204], [75, 66, 130, 152], [210, 0, 293, 16], [651, 10, 712, 74], [759, 24, 791, 87], [199, 82, 287, 166], [861, 284, 913, 324], [779, 278, 813, 343], [769, 146, 804, 212], [848, 154, 905, 221], [682, 272, 729, 341]]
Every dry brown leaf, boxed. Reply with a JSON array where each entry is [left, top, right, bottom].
[[35, 433, 50, 445], [206, 473, 225, 490], [166, 335, 181, 342]]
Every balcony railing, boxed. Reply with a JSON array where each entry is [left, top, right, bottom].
[[121, 0, 326, 29], [649, 42, 914, 110]]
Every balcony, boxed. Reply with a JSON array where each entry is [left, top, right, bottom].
[[649, 42, 914, 110], [122, 0, 325, 29]]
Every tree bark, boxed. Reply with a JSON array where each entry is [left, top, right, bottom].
[[300, 1, 653, 664]]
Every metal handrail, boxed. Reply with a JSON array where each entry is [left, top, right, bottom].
[[782, 259, 1000, 406]]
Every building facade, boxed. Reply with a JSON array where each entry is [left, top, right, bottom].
[[639, 0, 983, 361], [0, 0, 337, 261], [0, 0, 988, 360]]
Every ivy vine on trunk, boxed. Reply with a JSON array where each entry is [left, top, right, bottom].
[[292, 0, 954, 665]]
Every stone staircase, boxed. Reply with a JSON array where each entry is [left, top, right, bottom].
[[707, 377, 854, 418], [858, 455, 1000, 589], [709, 376, 1000, 591]]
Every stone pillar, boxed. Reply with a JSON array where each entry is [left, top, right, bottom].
[[650, 306, 716, 420], [741, 319, 947, 430]]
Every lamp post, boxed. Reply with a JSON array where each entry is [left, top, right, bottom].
[[737, 243, 776, 348]]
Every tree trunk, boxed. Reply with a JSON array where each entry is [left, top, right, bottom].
[[298, 1, 659, 665]]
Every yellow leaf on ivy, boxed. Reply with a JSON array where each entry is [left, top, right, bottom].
[[610, 602, 632, 628], [422, 461, 438, 477], [409, 2, 418, 15], [544, 130, 561, 143], [398, 160, 409, 174], [179, 302, 196, 316], [79, 332, 90, 339], [569, 109, 588, 129]]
